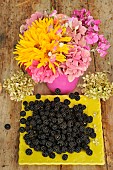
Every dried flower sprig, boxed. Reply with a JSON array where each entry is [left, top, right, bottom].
[[79, 72, 113, 101], [3, 70, 35, 101]]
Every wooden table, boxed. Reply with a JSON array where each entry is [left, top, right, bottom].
[[0, 0, 113, 170]]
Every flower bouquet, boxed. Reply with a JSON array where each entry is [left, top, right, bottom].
[[13, 9, 110, 94]]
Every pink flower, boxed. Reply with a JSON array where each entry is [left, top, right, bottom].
[[26, 60, 59, 83], [59, 45, 91, 82], [66, 17, 87, 47], [86, 32, 98, 44], [96, 35, 110, 57], [20, 12, 43, 34]]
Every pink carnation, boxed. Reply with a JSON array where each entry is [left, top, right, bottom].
[[26, 60, 59, 83], [60, 45, 91, 82]]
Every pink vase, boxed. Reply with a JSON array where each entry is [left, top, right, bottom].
[[47, 74, 79, 94]]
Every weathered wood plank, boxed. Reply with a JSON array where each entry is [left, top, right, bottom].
[[88, 1, 113, 170]]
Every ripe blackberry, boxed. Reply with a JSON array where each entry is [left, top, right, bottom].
[[64, 99, 70, 105], [42, 152, 49, 157], [55, 134, 61, 141], [49, 152, 56, 159], [75, 146, 81, 153], [62, 154, 68, 160], [54, 97, 60, 102], [36, 93, 41, 99], [29, 101, 34, 107], [61, 146, 67, 153], [20, 118, 26, 124], [24, 106, 30, 111], [4, 124, 11, 130], [75, 95, 80, 101], [69, 93, 75, 99], [74, 92, 79, 96], [27, 116, 32, 122], [19, 127, 26, 133], [55, 88, 61, 95], [85, 127, 94, 134], [57, 117, 64, 124], [90, 132, 96, 138], [87, 116, 93, 123], [82, 105, 86, 110], [86, 149, 93, 156], [34, 145, 41, 151], [23, 101, 28, 106], [25, 148, 33, 155], [46, 141, 53, 148]]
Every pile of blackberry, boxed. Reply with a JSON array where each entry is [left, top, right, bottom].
[[20, 92, 96, 160]]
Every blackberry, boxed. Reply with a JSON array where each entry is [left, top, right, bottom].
[[26, 126, 31, 132], [49, 152, 56, 159], [27, 116, 32, 122], [86, 149, 93, 156], [90, 132, 96, 138], [74, 92, 79, 96], [87, 116, 93, 123], [64, 99, 70, 105], [60, 122, 67, 129], [20, 118, 26, 124], [25, 148, 33, 155], [48, 148, 54, 153], [23, 134, 29, 140], [29, 101, 34, 106], [54, 97, 60, 102], [23, 101, 28, 106], [4, 124, 11, 130], [30, 119, 36, 127], [55, 88, 61, 95], [51, 118, 57, 123], [24, 106, 30, 111], [57, 117, 64, 124], [42, 152, 49, 157], [41, 146, 47, 152], [67, 120, 73, 127], [36, 93, 41, 99], [52, 124, 58, 130], [46, 141, 53, 148], [86, 127, 94, 134], [38, 100, 43, 107], [61, 146, 67, 153], [55, 134, 61, 141], [34, 145, 41, 151], [69, 93, 75, 99], [62, 154, 68, 160], [75, 146, 81, 153], [82, 105, 86, 110], [85, 138, 90, 144], [75, 95, 80, 101], [19, 127, 26, 133], [61, 134, 66, 141], [20, 111, 26, 117]]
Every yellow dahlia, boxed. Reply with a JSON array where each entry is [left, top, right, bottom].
[[14, 18, 72, 73]]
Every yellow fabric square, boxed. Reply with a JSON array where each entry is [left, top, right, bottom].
[[19, 95, 105, 165]]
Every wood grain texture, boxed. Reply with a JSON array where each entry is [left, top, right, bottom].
[[0, 0, 113, 170]]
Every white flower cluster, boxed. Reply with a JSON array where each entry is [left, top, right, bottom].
[[3, 70, 35, 101]]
